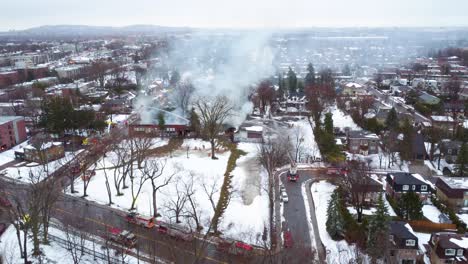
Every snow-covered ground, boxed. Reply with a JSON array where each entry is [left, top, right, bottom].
[[311, 180, 368, 263], [422, 205, 443, 223], [0, 141, 30, 167], [414, 232, 431, 264], [287, 118, 321, 161], [1, 150, 83, 183], [326, 106, 361, 130], [0, 224, 141, 264], [220, 143, 269, 244], [346, 151, 409, 172], [70, 139, 269, 245], [457, 214, 468, 225]]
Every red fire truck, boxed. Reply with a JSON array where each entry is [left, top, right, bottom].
[[215, 238, 254, 256], [125, 212, 156, 228], [326, 167, 348, 176], [102, 227, 137, 248], [283, 231, 293, 248], [287, 164, 299, 181]]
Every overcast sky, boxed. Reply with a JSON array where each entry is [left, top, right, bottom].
[[2, 0, 468, 31]]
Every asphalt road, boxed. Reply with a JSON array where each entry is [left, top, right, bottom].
[[279, 168, 326, 263]]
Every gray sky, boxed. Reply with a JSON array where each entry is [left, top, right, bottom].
[[2, 0, 468, 31]]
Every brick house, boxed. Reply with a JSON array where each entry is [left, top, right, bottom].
[[347, 130, 380, 155], [385, 172, 432, 201], [23, 142, 64, 163], [386, 221, 422, 264], [431, 115, 457, 135], [0, 116, 27, 151], [429, 233, 468, 264], [436, 177, 468, 209]]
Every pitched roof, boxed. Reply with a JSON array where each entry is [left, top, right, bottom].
[[390, 221, 417, 240]]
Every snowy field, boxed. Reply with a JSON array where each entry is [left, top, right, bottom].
[[414, 232, 431, 264], [70, 139, 269, 245], [0, 141, 30, 167], [1, 150, 83, 183], [346, 152, 409, 172], [311, 180, 368, 263], [287, 118, 321, 161], [0, 224, 141, 264], [326, 106, 360, 130], [220, 143, 269, 244]]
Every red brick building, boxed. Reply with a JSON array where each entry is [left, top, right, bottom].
[[0, 71, 20, 88], [0, 116, 27, 151]]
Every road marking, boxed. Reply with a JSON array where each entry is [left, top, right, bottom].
[[54, 207, 227, 264]]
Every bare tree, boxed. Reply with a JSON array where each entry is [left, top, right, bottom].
[[163, 178, 187, 223], [184, 172, 202, 231], [143, 159, 176, 217], [194, 96, 233, 159], [174, 81, 195, 115], [342, 161, 372, 223], [258, 136, 292, 247], [64, 223, 87, 264], [291, 126, 305, 162]]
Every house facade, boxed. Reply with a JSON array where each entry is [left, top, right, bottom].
[[0, 116, 27, 151], [436, 177, 468, 209], [23, 142, 65, 163], [347, 130, 380, 155], [440, 140, 463, 164], [386, 221, 422, 264], [429, 233, 468, 264], [386, 172, 432, 200]]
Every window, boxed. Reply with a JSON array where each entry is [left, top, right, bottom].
[[401, 260, 415, 264], [421, 185, 428, 191], [457, 249, 463, 256], [403, 185, 409, 191], [445, 249, 456, 256], [406, 239, 416, 247], [412, 185, 416, 191]]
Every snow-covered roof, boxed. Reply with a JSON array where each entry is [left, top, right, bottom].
[[431, 115, 454, 122], [440, 177, 468, 189], [450, 237, 468, 249], [24, 142, 62, 151], [245, 126, 263, 132], [0, 116, 23, 125], [412, 173, 435, 190], [345, 82, 363, 88]]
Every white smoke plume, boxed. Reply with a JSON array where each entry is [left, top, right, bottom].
[[134, 30, 277, 127]]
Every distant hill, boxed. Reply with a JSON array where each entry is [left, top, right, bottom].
[[0, 24, 192, 38]]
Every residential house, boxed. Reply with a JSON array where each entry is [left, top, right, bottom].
[[440, 140, 463, 163], [386, 221, 422, 264], [431, 115, 457, 135], [0, 116, 27, 151], [342, 82, 367, 96], [347, 130, 380, 155], [418, 92, 441, 105], [23, 142, 64, 163], [436, 177, 468, 209], [429, 233, 468, 264], [234, 126, 264, 143], [351, 176, 383, 205], [128, 112, 190, 138], [444, 102, 465, 119], [385, 172, 432, 201]]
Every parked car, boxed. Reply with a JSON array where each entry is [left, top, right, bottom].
[[283, 230, 293, 248], [281, 191, 289, 203]]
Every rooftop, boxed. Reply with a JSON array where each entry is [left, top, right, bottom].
[[0, 116, 23, 125]]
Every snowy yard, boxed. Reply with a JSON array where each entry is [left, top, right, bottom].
[[1, 150, 84, 183], [70, 139, 269, 245], [0, 224, 141, 264], [346, 152, 409, 172], [326, 106, 360, 131], [414, 232, 432, 264], [287, 117, 321, 161], [0, 141, 30, 167], [422, 205, 443, 223], [311, 180, 367, 263]]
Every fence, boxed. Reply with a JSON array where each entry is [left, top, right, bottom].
[[408, 220, 457, 233]]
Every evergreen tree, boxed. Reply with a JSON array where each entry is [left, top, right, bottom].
[[456, 142, 468, 176], [297, 80, 304, 93], [39, 96, 74, 136], [189, 107, 201, 137], [400, 118, 414, 161], [277, 74, 285, 99], [385, 107, 399, 130], [342, 64, 351, 76], [367, 194, 390, 260], [170, 70, 181, 85], [287, 67, 297, 94], [305, 63, 316, 86], [326, 190, 345, 240], [397, 192, 423, 220], [324, 113, 334, 135], [157, 112, 166, 137]]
